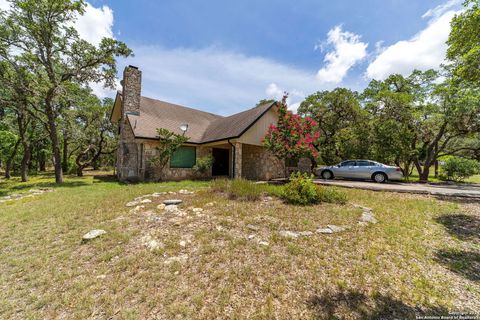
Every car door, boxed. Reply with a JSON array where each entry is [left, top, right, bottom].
[[356, 160, 374, 179], [335, 161, 357, 178]]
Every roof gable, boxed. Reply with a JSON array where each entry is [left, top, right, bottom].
[[117, 95, 277, 144]]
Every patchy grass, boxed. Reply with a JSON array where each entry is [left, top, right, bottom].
[[0, 172, 479, 319]]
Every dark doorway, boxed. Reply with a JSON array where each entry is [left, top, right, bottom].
[[212, 148, 229, 176]]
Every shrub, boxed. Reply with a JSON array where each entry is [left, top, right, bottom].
[[282, 172, 347, 205], [282, 172, 320, 205], [193, 155, 214, 175], [442, 157, 480, 182]]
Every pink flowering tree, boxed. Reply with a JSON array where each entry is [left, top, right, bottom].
[[263, 94, 321, 174]]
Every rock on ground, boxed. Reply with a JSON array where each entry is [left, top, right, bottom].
[[82, 229, 107, 241], [317, 228, 334, 234], [163, 199, 183, 205], [359, 211, 377, 224]]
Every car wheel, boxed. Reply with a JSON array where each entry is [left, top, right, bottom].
[[321, 170, 333, 180], [372, 172, 387, 183]]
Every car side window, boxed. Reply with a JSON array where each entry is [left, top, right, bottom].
[[357, 161, 370, 166], [341, 161, 356, 167]]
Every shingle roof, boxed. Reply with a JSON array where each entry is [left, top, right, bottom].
[[123, 94, 275, 144]]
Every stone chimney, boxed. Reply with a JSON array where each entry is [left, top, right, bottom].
[[121, 65, 142, 116]]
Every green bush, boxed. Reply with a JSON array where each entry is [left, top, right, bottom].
[[282, 172, 347, 205], [442, 157, 480, 182], [192, 155, 214, 175], [282, 172, 320, 205]]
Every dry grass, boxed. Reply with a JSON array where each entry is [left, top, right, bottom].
[[0, 172, 479, 319]]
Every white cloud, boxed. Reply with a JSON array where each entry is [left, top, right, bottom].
[[120, 45, 323, 115], [265, 83, 305, 112], [0, 1, 113, 45], [316, 25, 368, 84], [0, 0, 8, 11], [422, 0, 462, 19], [75, 3, 114, 45], [366, 8, 460, 80]]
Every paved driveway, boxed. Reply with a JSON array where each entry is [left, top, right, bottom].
[[314, 179, 480, 200]]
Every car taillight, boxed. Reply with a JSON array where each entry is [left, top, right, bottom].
[[395, 167, 401, 172]]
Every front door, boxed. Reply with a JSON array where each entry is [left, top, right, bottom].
[[212, 148, 229, 176]]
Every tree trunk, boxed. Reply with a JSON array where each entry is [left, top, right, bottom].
[[20, 142, 30, 182], [5, 139, 20, 179], [45, 99, 63, 183], [62, 130, 69, 173], [76, 165, 84, 177], [419, 166, 430, 183], [39, 152, 46, 171]]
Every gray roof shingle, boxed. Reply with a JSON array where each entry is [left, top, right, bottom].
[[124, 94, 275, 144]]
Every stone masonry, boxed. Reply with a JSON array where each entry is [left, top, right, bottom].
[[242, 144, 285, 180], [117, 66, 142, 181]]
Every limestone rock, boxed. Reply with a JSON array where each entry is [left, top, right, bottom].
[[279, 230, 299, 239], [192, 208, 203, 213], [82, 229, 106, 241], [258, 241, 269, 246], [179, 189, 194, 195], [140, 199, 152, 204], [247, 224, 260, 231], [205, 202, 215, 207], [163, 199, 182, 205], [157, 204, 166, 210], [126, 201, 139, 207], [359, 211, 377, 224], [165, 205, 178, 212], [298, 231, 314, 236], [317, 228, 334, 234], [327, 225, 346, 233]]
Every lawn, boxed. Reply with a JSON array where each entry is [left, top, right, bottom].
[[0, 172, 479, 319]]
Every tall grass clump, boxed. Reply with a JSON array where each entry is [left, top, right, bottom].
[[211, 178, 265, 201]]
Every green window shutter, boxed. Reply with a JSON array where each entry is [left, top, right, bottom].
[[170, 146, 196, 168]]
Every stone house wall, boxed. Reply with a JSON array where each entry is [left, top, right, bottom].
[[241, 144, 285, 180], [142, 142, 213, 181], [117, 119, 142, 181]]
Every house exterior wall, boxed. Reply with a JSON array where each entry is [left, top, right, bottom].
[[142, 142, 213, 181], [241, 143, 285, 180], [237, 108, 278, 146]]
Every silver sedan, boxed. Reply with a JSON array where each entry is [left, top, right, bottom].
[[317, 160, 404, 183]]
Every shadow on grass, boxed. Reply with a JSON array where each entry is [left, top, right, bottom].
[[434, 249, 480, 282], [0, 180, 91, 197], [436, 214, 480, 242], [306, 290, 448, 320], [92, 174, 118, 183]]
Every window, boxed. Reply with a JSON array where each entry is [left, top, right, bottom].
[[357, 161, 372, 167], [340, 161, 356, 167], [170, 146, 196, 168]]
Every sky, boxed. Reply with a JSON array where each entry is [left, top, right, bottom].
[[0, 0, 464, 115]]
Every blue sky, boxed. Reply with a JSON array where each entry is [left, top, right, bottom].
[[1, 0, 463, 114]]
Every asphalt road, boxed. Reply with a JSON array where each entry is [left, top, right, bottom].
[[314, 179, 480, 200]]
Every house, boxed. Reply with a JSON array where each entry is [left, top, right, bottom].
[[110, 66, 285, 182]]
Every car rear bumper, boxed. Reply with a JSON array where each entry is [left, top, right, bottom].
[[388, 171, 404, 180]]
